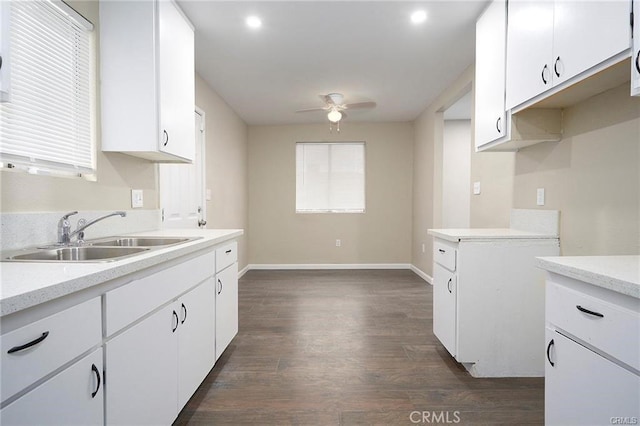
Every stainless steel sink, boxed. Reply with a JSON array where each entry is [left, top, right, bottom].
[[90, 237, 192, 247], [6, 246, 150, 262]]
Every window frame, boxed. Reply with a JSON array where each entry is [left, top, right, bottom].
[[0, 0, 97, 180], [295, 141, 366, 214]]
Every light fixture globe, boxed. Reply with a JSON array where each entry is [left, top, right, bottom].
[[327, 109, 342, 123]]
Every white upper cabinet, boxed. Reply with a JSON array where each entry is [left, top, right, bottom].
[[632, 0, 640, 96], [506, 0, 632, 110], [474, 0, 508, 149], [100, 0, 195, 162]]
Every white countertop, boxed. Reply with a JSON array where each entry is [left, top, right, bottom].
[[0, 229, 243, 317], [428, 228, 559, 242], [536, 255, 640, 299]]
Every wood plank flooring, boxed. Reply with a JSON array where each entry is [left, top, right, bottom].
[[174, 270, 544, 425]]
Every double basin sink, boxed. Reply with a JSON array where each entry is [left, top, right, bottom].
[[3, 236, 201, 263]]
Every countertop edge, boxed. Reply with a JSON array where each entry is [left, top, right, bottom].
[[535, 256, 640, 299], [0, 229, 243, 317]]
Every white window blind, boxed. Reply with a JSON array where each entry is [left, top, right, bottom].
[[0, 0, 95, 178], [296, 142, 365, 213]]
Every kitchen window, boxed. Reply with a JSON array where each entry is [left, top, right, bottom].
[[295, 142, 365, 213], [0, 0, 96, 179]]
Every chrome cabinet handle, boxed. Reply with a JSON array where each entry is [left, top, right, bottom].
[[541, 64, 549, 85], [180, 303, 187, 324], [546, 339, 555, 367], [553, 56, 561, 78], [447, 278, 452, 294], [172, 310, 179, 332], [635, 50, 640, 74], [217, 279, 223, 295], [162, 130, 169, 146], [496, 117, 502, 133]]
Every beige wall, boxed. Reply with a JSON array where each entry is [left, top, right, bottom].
[[195, 75, 249, 269], [1, 1, 158, 213], [512, 84, 640, 255], [248, 122, 413, 265]]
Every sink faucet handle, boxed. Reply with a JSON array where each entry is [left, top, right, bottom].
[[61, 211, 79, 220]]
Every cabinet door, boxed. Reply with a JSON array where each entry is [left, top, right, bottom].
[[545, 328, 640, 425], [178, 277, 215, 408], [552, 0, 631, 87], [106, 304, 178, 425], [216, 264, 238, 360], [505, 0, 554, 109], [0, 348, 103, 425], [433, 263, 457, 357], [633, 0, 640, 96], [474, 0, 507, 148], [158, 0, 195, 161]]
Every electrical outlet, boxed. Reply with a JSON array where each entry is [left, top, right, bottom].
[[131, 189, 143, 208], [336, 239, 341, 247], [422, 243, 425, 253], [537, 188, 545, 206]]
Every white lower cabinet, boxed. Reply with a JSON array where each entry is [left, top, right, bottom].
[[178, 277, 215, 408], [106, 303, 179, 425], [0, 348, 103, 425], [432, 263, 457, 356], [215, 263, 238, 360], [429, 230, 560, 377], [106, 277, 216, 425], [545, 328, 640, 425], [544, 272, 640, 425]]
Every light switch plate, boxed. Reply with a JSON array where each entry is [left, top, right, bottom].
[[537, 188, 545, 206], [131, 189, 144, 208], [473, 181, 481, 195]]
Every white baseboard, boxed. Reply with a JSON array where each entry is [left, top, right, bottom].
[[247, 263, 412, 271], [238, 264, 250, 278], [410, 265, 433, 285]]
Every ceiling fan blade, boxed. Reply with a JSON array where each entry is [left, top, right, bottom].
[[344, 101, 376, 110], [296, 107, 327, 113]]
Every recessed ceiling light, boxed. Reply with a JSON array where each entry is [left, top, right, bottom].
[[410, 10, 427, 24], [246, 16, 262, 29]]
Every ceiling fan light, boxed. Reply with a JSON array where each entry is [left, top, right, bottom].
[[327, 109, 342, 123]]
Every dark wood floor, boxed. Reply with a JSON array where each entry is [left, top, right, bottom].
[[174, 270, 544, 425]]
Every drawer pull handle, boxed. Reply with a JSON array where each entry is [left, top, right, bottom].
[[438, 249, 445, 253], [546, 339, 555, 367], [180, 303, 187, 324], [217, 279, 223, 295], [7, 331, 50, 354], [576, 305, 604, 318], [447, 278, 453, 294], [225, 249, 232, 254], [172, 310, 179, 332], [91, 363, 101, 398], [162, 130, 169, 146]]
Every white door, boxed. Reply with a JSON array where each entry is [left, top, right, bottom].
[[160, 110, 206, 229]]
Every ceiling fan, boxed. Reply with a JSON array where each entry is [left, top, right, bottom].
[[296, 93, 376, 130]]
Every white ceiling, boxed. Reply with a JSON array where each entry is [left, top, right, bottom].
[[178, 1, 488, 126]]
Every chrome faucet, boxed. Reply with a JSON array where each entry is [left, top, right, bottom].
[[57, 211, 126, 245], [57, 211, 79, 245]]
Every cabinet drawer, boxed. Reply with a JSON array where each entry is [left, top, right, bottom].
[[433, 240, 456, 271], [216, 241, 237, 273], [547, 281, 640, 371], [0, 297, 101, 403], [105, 250, 215, 336]]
